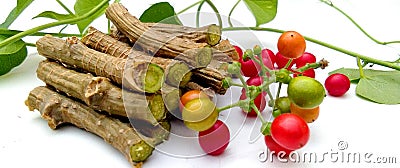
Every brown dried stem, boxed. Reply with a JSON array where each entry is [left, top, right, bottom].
[[184, 81, 216, 98], [212, 39, 239, 61], [110, 26, 132, 45], [36, 36, 164, 93], [144, 22, 221, 46], [82, 27, 192, 87], [160, 84, 181, 116], [25, 86, 160, 165], [191, 67, 229, 95], [105, 3, 212, 68]]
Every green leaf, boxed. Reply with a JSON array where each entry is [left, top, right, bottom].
[[243, 0, 278, 27], [356, 73, 400, 104], [0, 35, 27, 75], [74, 0, 109, 34], [32, 11, 75, 21], [0, 0, 34, 28], [139, 2, 182, 25]]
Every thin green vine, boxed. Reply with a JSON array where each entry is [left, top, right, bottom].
[[196, 0, 222, 28], [0, 0, 109, 48], [177, 0, 203, 15], [0, 29, 80, 37], [222, 27, 400, 71], [56, 0, 74, 15], [204, 0, 222, 28], [195, 0, 206, 28], [228, 0, 241, 27]]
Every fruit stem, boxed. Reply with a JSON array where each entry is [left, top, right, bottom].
[[275, 82, 282, 100], [357, 57, 366, 78], [264, 86, 275, 104], [251, 104, 266, 124], [237, 73, 249, 91], [256, 49, 274, 79], [56, 0, 74, 15], [222, 27, 400, 71], [293, 60, 327, 73], [284, 59, 293, 69], [217, 100, 243, 112]]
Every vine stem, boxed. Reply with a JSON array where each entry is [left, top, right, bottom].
[[56, 0, 74, 15], [204, 0, 223, 28], [321, 0, 400, 45], [217, 100, 242, 112], [230, 82, 245, 87], [195, 0, 206, 28], [177, 0, 203, 14], [251, 104, 266, 124], [228, 0, 241, 27], [222, 27, 400, 71], [0, 0, 110, 48], [237, 73, 249, 91], [0, 29, 80, 37], [293, 61, 324, 73]]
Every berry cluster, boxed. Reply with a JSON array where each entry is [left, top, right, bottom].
[[178, 31, 351, 156]]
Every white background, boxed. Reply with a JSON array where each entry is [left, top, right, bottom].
[[1, 0, 400, 168]]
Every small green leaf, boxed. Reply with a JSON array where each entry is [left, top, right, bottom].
[[33, 11, 75, 21], [0, 35, 27, 75], [243, 0, 277, 27], [139, 2, 182, 25], [74, 0, 109, 34], [356, 73, 400, 104], [0, 0, 34, 28]]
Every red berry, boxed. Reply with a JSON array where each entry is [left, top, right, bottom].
[[261, 49, 276, 67], [271, 113, 310, 150], [240, 76, 267, 116], [198, 120, 230, 155], [324, 73, 351, 97], [264, 135, 293, 156], [276, 52, 295, 69], [239, 55, 274, 77], [246, 75, 263, 86]]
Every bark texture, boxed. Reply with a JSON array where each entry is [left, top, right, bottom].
[[36, 60, 166, 123], [144, 23, 221, 45], [25, 86, 160, 165], [81, 27, 191, 87]]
